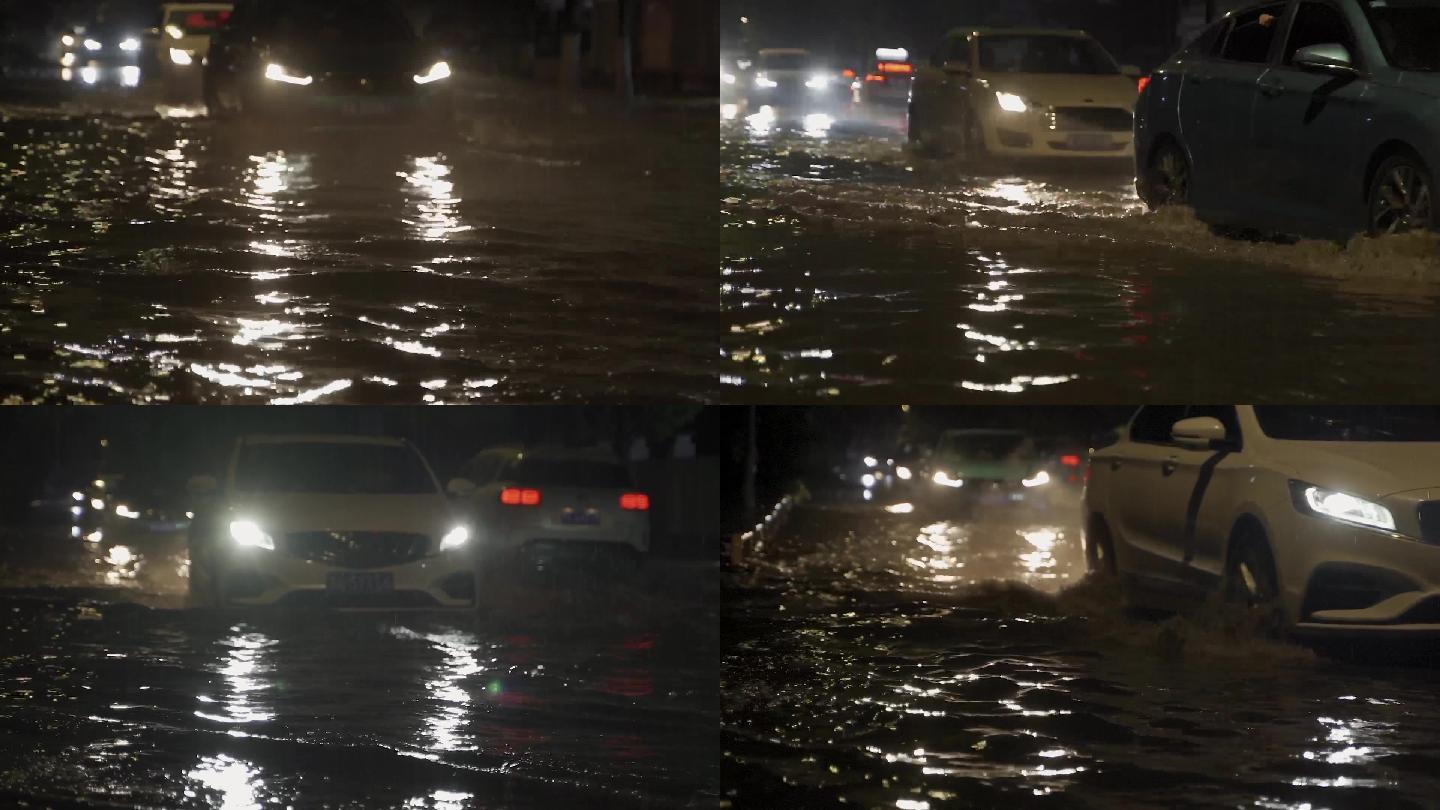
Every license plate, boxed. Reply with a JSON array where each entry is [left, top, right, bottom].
[[325, 572, 393, 593], [561, 509, 601, 526], [1067, 133, 1112, 150]]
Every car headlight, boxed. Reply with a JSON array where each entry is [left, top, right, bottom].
[[229, 520, 275, 550], [861, 473, 876, 488], [933, 471, 964, 488], [115, 504, 140, 519], [896, 466, 912, 481], [264, 63, 313, 86], [1293, 482, 1396, 531], [413, 61, 451, 85], [806, 74, 830, 89], [62, 34, 75, 47], [722, 71, 737, 85], [1022, 470, 1051, 488], [754, 74, 777, 89], [84, 39, 101, 51], [439, 526, 469, 551], [170, 48, 193, 66], [166, 25, 184, 40], [995, 91, 1028, 113], [119, 38, 140, 52]]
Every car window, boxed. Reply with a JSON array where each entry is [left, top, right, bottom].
[[1186, 19, 1231, 57], [1284, 2, 1359, 66], [1364, 1, 1440, 71], [499, 458, 634, 488], [1129, 406, 1188, 443], [1255, 406, 1440, 440], [1219, 5, 1286, 63], [234, 443, 437, 495], [977, 35, 1120, 74]]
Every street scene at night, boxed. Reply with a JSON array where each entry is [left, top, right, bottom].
[[0, 406, 719, 807], [721, 0, 1440, 402], [724, 406, 1440, 808], [0, 0, 718, 404]]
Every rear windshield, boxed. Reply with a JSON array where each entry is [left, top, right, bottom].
[[978, 35, 1119, 74], [759, 52, 812, 70], [501, 459, 633, 488], [938, 432, 1030, 458], [1255, 406, 1440, 441], [234, 443, 436, 494], [166, 8, 232, 33], [1366, 1, 1440, 71]]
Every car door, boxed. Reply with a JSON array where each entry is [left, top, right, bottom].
[[1101, 405, 1189, 582], [1149, 406, 1244, 591], [914, 33, 976, 131], [1250, 0, 1372, 231], [1179, 3, 1286, 213]]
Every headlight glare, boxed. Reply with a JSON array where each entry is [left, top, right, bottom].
[[440, 526, 469, 550], [170, 48, 193, 66], [896, 466, 912, 481], [229, 520, 275, 550], [933, 471, 964, 489], [120, 38, 140, 52], [806, 74, 830, 89], [413, 61, 451, 84], [754, 74, 778, 89], [995, 91, 1028, 113], [1297, 483, 1395, 531], [84, 39, 102, 51], [264, 63, 313, 86], [1022, 470, 1051, 488]]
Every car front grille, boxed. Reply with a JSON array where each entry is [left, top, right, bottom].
[[282, 531, 432, 568], [1047, 107, 1133, 132], [1416, 502, 1440, 544]]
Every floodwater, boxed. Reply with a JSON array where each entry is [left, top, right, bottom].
[[721, 107, 1440, 402], [724, 496, 1440, 809], [0, 517, 719, 808], [0, 85, 714, 404]]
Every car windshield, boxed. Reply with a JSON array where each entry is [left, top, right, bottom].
[[760, 52, 812, 70], [234, 443, 436, 494], [939, 432, 1029, 459], [165, 8, 232, 34], [269, 0, 414, 43], [501, 458, 633, 488], [1255, 406, 1440, 441], [978, 35, 1119, 74], [1366, 1, 1440, 71]]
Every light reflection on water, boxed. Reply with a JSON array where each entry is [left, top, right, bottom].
[[188, 754, 264, 810]]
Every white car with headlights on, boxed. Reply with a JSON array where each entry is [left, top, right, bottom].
[[449, 447, 650, 570], [909, 27, 1142, 159], [187, 435, 475, 609], [1087, 406, 1440, 638]]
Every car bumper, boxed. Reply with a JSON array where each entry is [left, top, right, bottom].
[[247, 83, 454, 122], [1281, 515, 1440, 634], [978, 110, 1133, 159], [219, 549, 476, 609]]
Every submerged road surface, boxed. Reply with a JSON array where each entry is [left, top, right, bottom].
[[722, 110, 1440, 402], [0, 519, 719, 808], [724, 495, 1440, 809], [0, 88, 714, 403]]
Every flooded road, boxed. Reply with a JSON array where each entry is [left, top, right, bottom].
[[0, 89, 714, 403], [724, 497, 1440, 809], [721, 110, 1440, 402], [0, 518, 719, 808]]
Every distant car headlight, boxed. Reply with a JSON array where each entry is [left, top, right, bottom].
[[722, 71, 737, 85], [84, 38, 102, 51], [1022, 470, 1051, 488], [229, 520, 275, 550], [90, 498, 105, 510], [62, 34, 75, 47], [439, 526, 469, 551], [995, 91, 1028, 113], [1293, 482, 1396, 531], [896, 465, 912, 481], [863, 456, 878, 468], [169, 48, 193, 66], [119, 37, 140, 52], [754, 74, 778, 89], [115, 504, 140, 519], [166, 25, 184, 40], [805, 74, 831, 89], [861, 473, 876, 488], [264, 63, 313, 86], [933, 471, 964, 488], [413, 61, 451, 85]]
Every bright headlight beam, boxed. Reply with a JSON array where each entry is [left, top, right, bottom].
[[754, 74, 777, 88], [84, 39, 101, 51], [119, 37, 140, 52], [166, 25, 184, 40], [896, 466, 913, 481], [264, 63, 313, 86], [806, 74, 830, 89], [115, 504, 140, 519], [439, 526, 469, 550], [996, 91, 1028, 113], [229, 520, 275, 550], [1303, 486, 1396, 531], [1022, 470, 1051, 488], [170, 48, 193, 66], [413, 61, 451, 84], [933, 471, 964, 489]]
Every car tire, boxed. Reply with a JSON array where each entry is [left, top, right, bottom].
[[1367, 152, 1436, 237], [1085, 517, 1118, 577], [1139, 140, 1190, 210], [1224, 529, 1280, 610]]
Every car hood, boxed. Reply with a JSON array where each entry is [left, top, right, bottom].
[[266, 36, 432, 76], [227, 493, 456, 535], [979, 72, 1137, 109], [1268, 442, 1440, 499]]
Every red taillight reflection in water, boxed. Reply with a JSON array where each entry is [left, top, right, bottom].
[[619, 493, 650, 511], [500, 487, 541, 506]]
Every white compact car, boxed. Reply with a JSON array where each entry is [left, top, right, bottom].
[[1087, 406, 1440, 637], [450, 447, 650, 567], [909, 27, 1142, 159], [188, 435, 475, 609]]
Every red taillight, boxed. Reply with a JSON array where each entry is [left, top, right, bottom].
[[1137, 75, 1151, 94], [620, 493, 650, 511], [500, 487, 541, 506], [1060, 454, 1082, 467], [841, 68, 856, 79], [864, 73, 885, 83], [878, 62, 913, 75]]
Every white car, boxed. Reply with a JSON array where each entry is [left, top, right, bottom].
[[450, 447, 650, 567], [925, 428, 1055, 508], [158, 3, 233, 69], [187, 435, 475, 609], [909, 28, 1142, 159], [1087, 406, 1440, 637]]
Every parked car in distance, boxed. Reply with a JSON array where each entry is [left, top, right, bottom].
[[1087, 405, 1440, 638], [188, 435, 475, 609], [1136, 0, 1440, 239]]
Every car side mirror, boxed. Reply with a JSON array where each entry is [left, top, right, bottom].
[[1293, 43, 1357, 75], [1120, 64, 1142, 78], [187, 475, 218, 495], [1171, 417, 1228, 449], [446, 477, 477, 498]]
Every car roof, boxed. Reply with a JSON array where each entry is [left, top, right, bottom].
[[953, 27, 1093, 39], [239, 434, 410, 447]]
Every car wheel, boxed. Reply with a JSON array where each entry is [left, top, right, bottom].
[[1224, 530, 1279, 610], [1368, 153, 1435, 236], [1140, 140, 1190, 209]]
